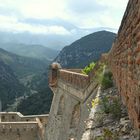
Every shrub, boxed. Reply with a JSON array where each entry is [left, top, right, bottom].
[[101, 96, 121, 119], [101, 96, 110, 114], [103, 128, 119, 140], [82, 62, 96, 75], [110, 97, 121, 119], [95, 128, 119, 140], [101, 71, 113, 89]]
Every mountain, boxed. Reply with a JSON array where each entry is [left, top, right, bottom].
[[0, 48, 48, 80], [55, 31, 116, 68], [0, 48, 52, 112], [0, 43, 59, 61], [0, 61, 27, 110]]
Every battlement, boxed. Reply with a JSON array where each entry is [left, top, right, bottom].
[[0, 112, 49, 140], [0, 112, 49, 124], [0, 122, 38, 132]]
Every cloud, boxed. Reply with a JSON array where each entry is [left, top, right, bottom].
[[19, 18, 77, 30], [0, 0, 129, 34], [64, 0, 128, 28], [0, 15, 71, 35]]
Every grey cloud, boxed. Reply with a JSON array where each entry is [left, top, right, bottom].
[[19, 18, 78, 30]]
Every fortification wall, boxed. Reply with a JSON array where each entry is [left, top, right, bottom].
[[0, 112, 49, 140], [48, 63, 100, 140], [0, 122, 39, 140], [0, 112, 49, 124], [108, 0, 140, 129]]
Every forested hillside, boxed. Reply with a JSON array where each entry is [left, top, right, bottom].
[[0, 61, 27, 109]]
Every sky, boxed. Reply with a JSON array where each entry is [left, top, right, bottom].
[[0, 0, 129, 35]]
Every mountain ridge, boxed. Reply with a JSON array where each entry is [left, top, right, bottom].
[[55, 30, 116, 68], [0, 43, 59, 61], [0, 47, 48, 79]]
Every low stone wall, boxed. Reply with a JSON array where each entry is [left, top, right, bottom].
[[64, 69, 82, 73], [0, 112, 49, 140], [108, 0, 140, 129], [59, 69, 89, 89], [0, 122, 39, 140], [22, 114, 49, 125], [0, 112, 49, 124]]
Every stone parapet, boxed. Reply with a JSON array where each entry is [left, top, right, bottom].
[[0, 112, 49, 140], [58, 69, 89, 89], [0, 122, 38, 130], [0, 112, 49, 124], [49, 62, 101, 102]]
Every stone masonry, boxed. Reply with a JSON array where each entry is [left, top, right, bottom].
[[47, 62, 100, 140], [108, 0, 140, 129], [0, 112, 48, 140]]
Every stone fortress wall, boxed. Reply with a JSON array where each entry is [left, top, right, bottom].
[[108, 0, 140, 129], [47, 62, 107, 140], [0, 112, 48, 140]]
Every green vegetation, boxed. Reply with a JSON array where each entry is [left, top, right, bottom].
[[0, 61, 28, 110], [95, 64, 113, 90], [0, 48, 49, 79], [109, 97, 121, 119], [0, 48, 52, 112], [101, 96, 110, 114], [17, 87, 53, 115], [91, 94, 121, 120], [88, 63, 120, 140], [17, 69, 53, 115], [101, 71, 113, 89], [82, 62, 96, 75], [95, 128, 119, 140]]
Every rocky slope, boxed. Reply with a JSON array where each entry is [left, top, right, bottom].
[[82, 86, 139, 140], [55, 31, 116, 68]]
